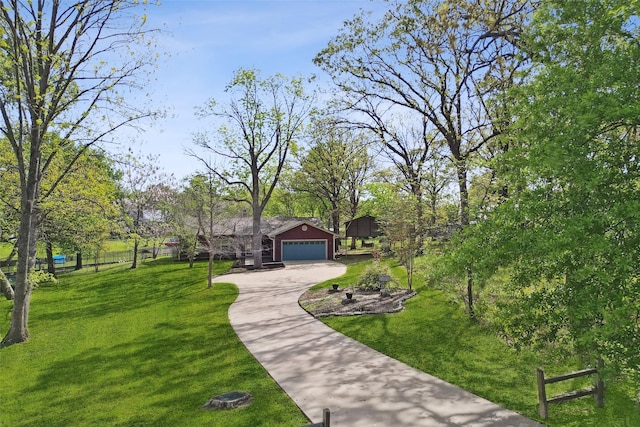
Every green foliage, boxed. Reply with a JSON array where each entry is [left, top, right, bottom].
[[28, 270, 58, 288], [193, 67, 314, 212], [192, 67, 314, 269], [0, 259, 307, 426], [292, 115, 373, 232], [1, 0, 161, 345], [356, 261, 394, 291], [42, 145, 121, 259], [377, 191, 423, 289], [317, 257, 640, 426], [449, 0, 640, 376], [0, 243, 13, 260]]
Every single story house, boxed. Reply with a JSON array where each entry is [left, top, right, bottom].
[[191, 216, 337, 262]]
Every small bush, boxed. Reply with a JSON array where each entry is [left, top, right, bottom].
[[28, 270, 58, 288], [356, 262, 393, 291]]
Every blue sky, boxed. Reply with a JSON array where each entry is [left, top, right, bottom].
[[131, 0, 386, 181]]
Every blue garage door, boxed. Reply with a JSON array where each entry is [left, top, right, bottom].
[[282, 241, 326, 261]]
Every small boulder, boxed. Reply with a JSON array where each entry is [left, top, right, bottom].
[[203, 391, 252, 410]]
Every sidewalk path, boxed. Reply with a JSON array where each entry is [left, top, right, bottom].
[[215, 261, 541, 427]]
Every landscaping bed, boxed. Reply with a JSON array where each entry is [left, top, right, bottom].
[[299, 287, 416, 317]]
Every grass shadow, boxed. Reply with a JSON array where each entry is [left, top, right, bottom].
[[0, 259, 307, 427]]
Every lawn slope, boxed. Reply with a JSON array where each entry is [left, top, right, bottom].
[[0, 260, 308, 427], [314, 258, 640, 427]]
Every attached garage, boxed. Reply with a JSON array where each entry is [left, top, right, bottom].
[[269, 221, 337, 262], [282, 240, 327, 261]]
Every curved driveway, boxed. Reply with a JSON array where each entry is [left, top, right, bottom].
[[215, 261, 540, 427]]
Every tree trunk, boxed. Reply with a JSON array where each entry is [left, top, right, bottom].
[[455, 158, 475, 318], [456, 159, 470, 228], [75, 252, 83, 270], [467, 267, 475, 319], [131, 237, 139, 269], [2, 193, 38, 347], [208, 248, 214, 288], [415, 194, 425, 252], [252, 211, 263, 269], [331, 203, 340, 236], [0, 269, 14, 300], [350, 236, 356, 250], [189, 232, 198, 268], [93, 249, 101, 272], [46, 240, 56, 276], [407, 255, 414, 290], [428, 196, 438, 241], [152, 240, 160, 259]]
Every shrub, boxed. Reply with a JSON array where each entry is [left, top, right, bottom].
[[28, 270, 58, 288], [356, 262, 393, 291]]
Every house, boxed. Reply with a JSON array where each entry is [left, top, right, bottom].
[[192, 216, 337, 262]]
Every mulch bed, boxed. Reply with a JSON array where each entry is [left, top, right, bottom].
[[299, 288, 416, 317]]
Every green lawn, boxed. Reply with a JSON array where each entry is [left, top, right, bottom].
[[3, 255, 637, 426], [0, 259, 308, 427], [0, 242, 14, 259], [0, 239, 169, 273], [0, 239, 157, 261], [314, 258, 640, 427]]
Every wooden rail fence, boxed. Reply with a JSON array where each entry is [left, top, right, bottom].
[[536, 360, 604, 419]]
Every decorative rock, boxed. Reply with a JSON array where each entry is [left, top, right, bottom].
[[203, 391, 252, 410]]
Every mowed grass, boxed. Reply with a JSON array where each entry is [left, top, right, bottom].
[[0, 239, 146, 260], [0, 242, 12, 259], [316, 258, 640, 427], [0, 259, 308, 427]]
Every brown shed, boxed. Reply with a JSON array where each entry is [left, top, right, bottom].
[[344, 215, 381, 238]]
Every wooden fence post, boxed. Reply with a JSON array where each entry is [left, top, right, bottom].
[[595, 359, 604, 408], [537, 361, 605, 419], [537, 368, 548, 419]]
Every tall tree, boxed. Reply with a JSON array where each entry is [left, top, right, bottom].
[[0, 0, 158, 347], [191, 68, 313, 269], [294, 117, 373, 234], [171, 172, 236, 286], [455, 0, 640, 373], [344, 133, 375, 249], [169, 178, 203, 268], [423, 149, 454, 233], [378, 191, 422, 290], [38, 145, 119, 274], [117, 151, 172, 270], [314, 0, 530, 317]]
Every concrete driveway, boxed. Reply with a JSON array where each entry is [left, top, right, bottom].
[[214, 261, 541, 427]]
